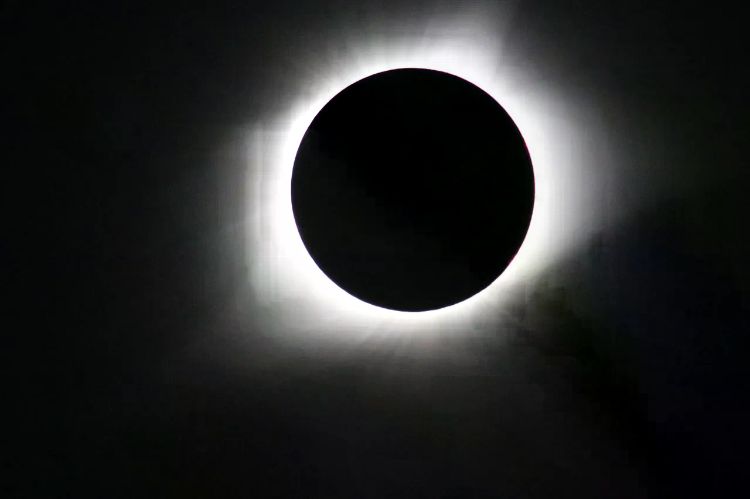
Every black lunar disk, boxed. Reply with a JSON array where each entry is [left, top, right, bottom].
[[292, 69, 534, 311]]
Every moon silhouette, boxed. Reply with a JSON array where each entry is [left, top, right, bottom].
[[291, 68, 534, 312]]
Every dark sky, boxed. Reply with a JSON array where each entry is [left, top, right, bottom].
[[7, 1, 749, 497]]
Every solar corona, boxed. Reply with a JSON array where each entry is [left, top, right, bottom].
[[246, 16, 609, 340]]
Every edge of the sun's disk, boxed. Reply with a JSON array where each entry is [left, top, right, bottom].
[[287, 66, 536, 316]]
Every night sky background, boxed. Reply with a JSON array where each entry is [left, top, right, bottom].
[[7, 1, 749, 497]]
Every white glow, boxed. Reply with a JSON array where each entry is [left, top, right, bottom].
[[244, 9, 610, 344]]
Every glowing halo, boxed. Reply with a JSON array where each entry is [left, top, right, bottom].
[[244, 12, 610, 344]]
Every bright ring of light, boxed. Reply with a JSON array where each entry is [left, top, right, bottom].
[[245, 12, 606, 342]]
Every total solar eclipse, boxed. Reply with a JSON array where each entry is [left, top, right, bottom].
[[291, 69, 534, 312]]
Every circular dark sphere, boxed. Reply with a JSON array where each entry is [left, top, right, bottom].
[[291, 69, 534, 311]]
